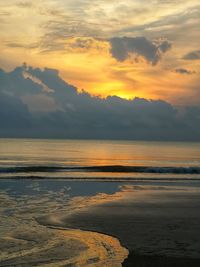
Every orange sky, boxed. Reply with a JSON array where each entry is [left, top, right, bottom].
[[0, 0, 200, 105]]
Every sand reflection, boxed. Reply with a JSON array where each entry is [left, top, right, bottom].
[[0, 184, 128, 267]]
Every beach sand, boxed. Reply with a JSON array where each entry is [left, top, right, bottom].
[[1, 183, 200, 266], [38, 185, 200, 266], [0, 184, 127, 267]]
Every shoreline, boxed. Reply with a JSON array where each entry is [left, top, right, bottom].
[[39, 185, 200, 265], [1, 176, 200, 182], [1, 180, 200, 266]]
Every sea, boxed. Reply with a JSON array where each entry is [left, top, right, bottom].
[[0, 138, 200, 182], [1, 138, 200, 267]]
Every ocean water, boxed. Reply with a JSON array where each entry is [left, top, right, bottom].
[[0, 138, 200, 182], [1, 139, 200, 267]]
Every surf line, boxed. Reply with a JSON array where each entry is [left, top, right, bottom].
[[44, 224, 129, 267]]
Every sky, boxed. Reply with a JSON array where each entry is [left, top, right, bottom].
[[0, 1, 200, 140], [1, 65, 200, 140], [0, 0, 200, 105]]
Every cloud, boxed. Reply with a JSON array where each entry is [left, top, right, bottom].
[[174, 68, 195, 75], [183, 50, 200, 60], [16, 1, 33, 8], [109, 37, 171, 65], [0, 91, 32, 135], [6, 42, 39, 49], [1, 0, 199, 56], [121, 6, 200, 38], [0, 65, 200, 141], [39, 19, 103, 53]]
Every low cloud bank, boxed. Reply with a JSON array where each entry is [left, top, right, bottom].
[[0, 65, 200, 141]]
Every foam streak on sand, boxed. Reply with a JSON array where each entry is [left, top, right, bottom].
[[2, 181, 200, 266], [0, 188, 128, 267], [0, 228, 127, 267], [45, 228, 128, 267]]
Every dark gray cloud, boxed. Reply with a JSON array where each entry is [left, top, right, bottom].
[[175, 68, 195, 75], [183, 50, 200, 60], [109, 37, 171, 65], [0, 65, 200, 140], [0, 90, 32, 136]]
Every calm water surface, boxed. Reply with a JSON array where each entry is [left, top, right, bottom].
[[0, 138, 200, 180]]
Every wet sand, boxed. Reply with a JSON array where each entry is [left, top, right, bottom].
[[1, 182, 200, 266], [39, 185, 200, 266], [0, 184, 127, 266]]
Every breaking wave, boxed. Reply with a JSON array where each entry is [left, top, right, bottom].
[[0, 165, 200, 174]]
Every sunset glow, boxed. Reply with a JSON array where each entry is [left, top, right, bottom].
[[0, 0, 199, 105]]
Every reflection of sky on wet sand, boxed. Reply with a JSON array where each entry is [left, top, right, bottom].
[[0, 180, 128, 267], [0, 180, 122, 197], [1, 180, 200, 266]]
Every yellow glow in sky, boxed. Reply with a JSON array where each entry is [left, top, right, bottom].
[[0, 0, 200, 105]]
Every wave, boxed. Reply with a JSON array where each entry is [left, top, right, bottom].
[[0, 165, 200, 174], [1, 175, 200, 182]]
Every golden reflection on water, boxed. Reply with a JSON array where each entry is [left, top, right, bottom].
[[1, 139, 200, 168]]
